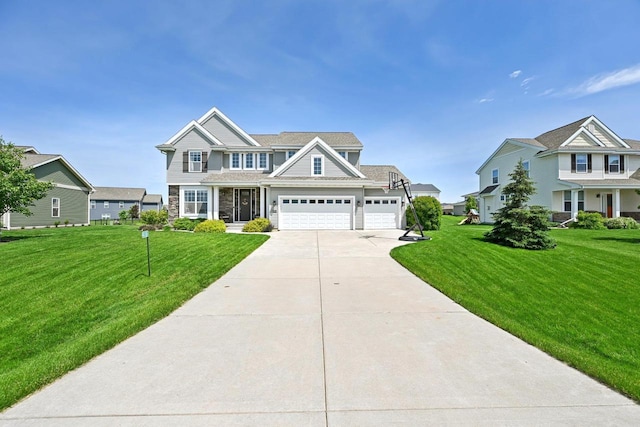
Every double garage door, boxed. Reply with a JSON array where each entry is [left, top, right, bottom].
[[279, 197, 354, 230], [278, 196, 401, 230]]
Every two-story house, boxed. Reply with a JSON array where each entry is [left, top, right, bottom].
[[477, 116, 640, 223], [90, 187, 164, 221], [156, 107, 409, 230]]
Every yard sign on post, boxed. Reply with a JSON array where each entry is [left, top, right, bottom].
[[142, 230, 151, 276]]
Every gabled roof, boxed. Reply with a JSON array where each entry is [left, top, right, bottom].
[[252, 132, 363, 148], [360, 165, 408, 184], [197, 107, 260, 147], [15, 145, 40, 154], [534, 117, 590, 149], [411, 183, 440, 192], [270, 136, 366, 178], [156, 120, 223, 151], [91, 187, 146, 201], [21, 153, 94, 191], [142, 194, 163, 204]]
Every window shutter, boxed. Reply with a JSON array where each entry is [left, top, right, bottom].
[[587, 154, 592, 172], [604, 155, 609, 174], [620, 155, 625, 173], [571, 154, 576, 173], [202, 152, 208, 172], [183, 151, 189, 172]]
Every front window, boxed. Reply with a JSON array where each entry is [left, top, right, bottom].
[[244, 153, 254, 169], [184, 189, 208, 215], [492, 169, 499, 184], [189, 151, 202, 172], [258, 153, 268, 169], [312, 155, 323, 176], [51, 198, 60, 217], [231, 153, 241, 169], [564, 190, 584, 212], [609, 155, 620, 173], [576, 154, 588, 173]]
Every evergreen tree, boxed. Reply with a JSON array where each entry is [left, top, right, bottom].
[[484, 159, 556, 250]]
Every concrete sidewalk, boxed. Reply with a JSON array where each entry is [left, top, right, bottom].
[[2, 230, 639, 426]]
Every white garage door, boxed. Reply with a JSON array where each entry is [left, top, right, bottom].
[[364, 197, 400, 229], [279, 197, 354, 230]]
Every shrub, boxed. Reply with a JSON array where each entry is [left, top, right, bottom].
[[139, 224, 157, 231], [140, 210, 167, 226], [128, 204, 139, 219], [242, 218, 272, 232], [406, 196, 442, 230], [54, 221, 60, 228], [119, 210, 129, 222], [64, 219, 69, 227], [173, 217, 197, 231], [604, 217, 640, 229], [571, 211, 605, 230], [194, 219, 226, 233]]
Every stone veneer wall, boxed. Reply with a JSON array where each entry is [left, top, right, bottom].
[[621, 211, 640, 220], [168, 185, 179, 221]]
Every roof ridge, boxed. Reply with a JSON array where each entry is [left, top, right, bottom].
[[535, 116, 591, 140]]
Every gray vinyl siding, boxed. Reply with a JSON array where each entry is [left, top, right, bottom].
[[210, 151, 223, 171], [166, 128, 214, 183], [90, 200, 140, 220], [200, 115, 254, 147], [273, 152, 287, 169], [280, 147, 354, 177], [347, 151, 360, 168], [142, 202, 161, 212], [11, 186, 89, 228], [33, 160, 88, 189]]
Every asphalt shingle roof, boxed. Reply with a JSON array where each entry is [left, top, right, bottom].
[[532, 117, 590, 149], [20, 153, 60, 168], [91, 187, 146, 201], [480, 184, 499, 195], [142, 194, 163, 204], [251, 132, 363, 147], [411, 183, 440, 192]]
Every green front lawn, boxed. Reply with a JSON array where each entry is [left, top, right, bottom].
[[0, 226, 268, 410], [391, 216, 640, 401]]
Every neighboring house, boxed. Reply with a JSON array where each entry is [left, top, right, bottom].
[[453, 191, 480, 216], [410, 183, 441, 200], [156, 107, 409, 230], [90, 187, 164, 220], [441, 203, 454, 215], [1, 146, 94, 229], [477, 116, 640, 223]]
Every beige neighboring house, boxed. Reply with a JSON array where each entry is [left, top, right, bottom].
[[410, 183, 440, 200], [156, 107, 410, 230], [477, 116, 640, 223]]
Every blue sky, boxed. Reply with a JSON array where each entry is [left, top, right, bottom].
[[2, 0, 640, 202]]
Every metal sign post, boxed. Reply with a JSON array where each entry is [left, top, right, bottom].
[[142, 230, 151, 276]]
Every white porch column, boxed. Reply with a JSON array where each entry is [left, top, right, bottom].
[[213, 186, 220, 220], [571, 189, 579, 219], [615, 188, 621, 218], [259, 186, 265, 218]]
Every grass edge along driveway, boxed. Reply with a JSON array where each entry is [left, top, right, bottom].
[[0, 226, 268, 411], [391, 215, 640, 403]]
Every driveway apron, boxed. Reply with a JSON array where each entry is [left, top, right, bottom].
[[2, 230, 639, 426]]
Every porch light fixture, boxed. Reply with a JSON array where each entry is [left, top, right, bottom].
[[357, 200, 361, 207], [596, 193, 600, 198], [272, 200, 277, 206]]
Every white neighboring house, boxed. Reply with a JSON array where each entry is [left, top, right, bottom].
[[156, 107, 410, 230], [477, 116, 640, 223], [410, 183, 440, 199]]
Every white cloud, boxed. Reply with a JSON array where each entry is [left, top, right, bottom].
[[538, 88, 554, 97], [521, 76, 536, 87], [509, 70, 522, 78], [571, 64, 640, 96], [477, 98, 494, 104]]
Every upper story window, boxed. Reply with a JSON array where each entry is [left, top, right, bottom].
[[189, 151, 202, 172], [51, 198, 60, 217], [522, 160, 530, 177], [231, 153, 241, 169], [91, 200, 96, 209], [491, 168, 499, 184], [605, 154, 624, 174], [119, 201, 124, 209], [258, 153, 268, 169], [312, 155, 324, 176], [244, 153, 254, 169], [104, 201, 109, 209], [286, 150, 297, 160], [571, 153, 591, 173], [338, 151, 347, 159]]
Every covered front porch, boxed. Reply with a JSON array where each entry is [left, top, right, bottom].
[[551, 186, 640, 222], [211, 186, 269, 223]]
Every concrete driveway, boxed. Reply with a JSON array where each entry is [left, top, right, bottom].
[[2, 230, 639, 426]]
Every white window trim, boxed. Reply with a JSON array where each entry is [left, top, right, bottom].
[[258, 152, 269, 170], [119, 201, 124, 209], [338, 151, 347, 159], [188, 150, 202, 173], [230, 153, 241, 170], [576, 154, 588, 173], [181, 187, 210, 218], [492, 168, 499, 184], [286, 150, 297, 160], [244, 153, 255, 170], [51, 198, 60, 218], [91, 200, 96, 209], [312, 155, 324, 176], [609, 154, 620, 174], [104, 201, 109, 208]]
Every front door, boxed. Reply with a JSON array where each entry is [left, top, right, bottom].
[[606, 193, 613, 218], [239, 189, 252, 221]]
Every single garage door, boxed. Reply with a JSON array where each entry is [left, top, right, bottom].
[[279, 197, 354, 230], [364, 197, 400, 229]]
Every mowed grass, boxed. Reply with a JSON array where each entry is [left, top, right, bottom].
[[391, 215, 640, 401], [0, 226, 268, 410]]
